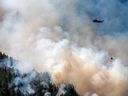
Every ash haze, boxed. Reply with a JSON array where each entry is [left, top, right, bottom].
[[0, 0, 128, 96]]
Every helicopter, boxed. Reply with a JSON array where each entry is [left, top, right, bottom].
[[92, 19, 104, 23]]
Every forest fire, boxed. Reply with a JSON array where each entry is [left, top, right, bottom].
[[0, 0, 128, 96]]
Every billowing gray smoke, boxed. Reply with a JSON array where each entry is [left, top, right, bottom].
[[0, 52, 78, 96], [0, 0, 128, 96]]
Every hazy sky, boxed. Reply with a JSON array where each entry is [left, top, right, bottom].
[[76, 0, 128, 34]]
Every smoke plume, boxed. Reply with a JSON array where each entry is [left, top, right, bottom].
[[0, 0, 128, 96]]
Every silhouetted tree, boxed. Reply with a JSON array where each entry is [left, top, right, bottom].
[[0, 52, 79, 96]]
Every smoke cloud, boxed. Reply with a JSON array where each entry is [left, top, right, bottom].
[[0, 0, 128, 96]]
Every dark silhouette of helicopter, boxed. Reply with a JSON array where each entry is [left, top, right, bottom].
[[93, 19, 104, 23]]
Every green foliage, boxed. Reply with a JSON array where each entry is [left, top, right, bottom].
[[0, 52, 79, 96], [0, 52, 8, 60], [0, 67, 23, 96]]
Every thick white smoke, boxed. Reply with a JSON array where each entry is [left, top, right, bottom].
[[0, 0, 128, 96]]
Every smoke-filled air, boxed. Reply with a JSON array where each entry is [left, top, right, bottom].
[[0, 0, 128, 96]]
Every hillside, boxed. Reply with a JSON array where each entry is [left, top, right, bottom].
[[0, 52, 79, 96]]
